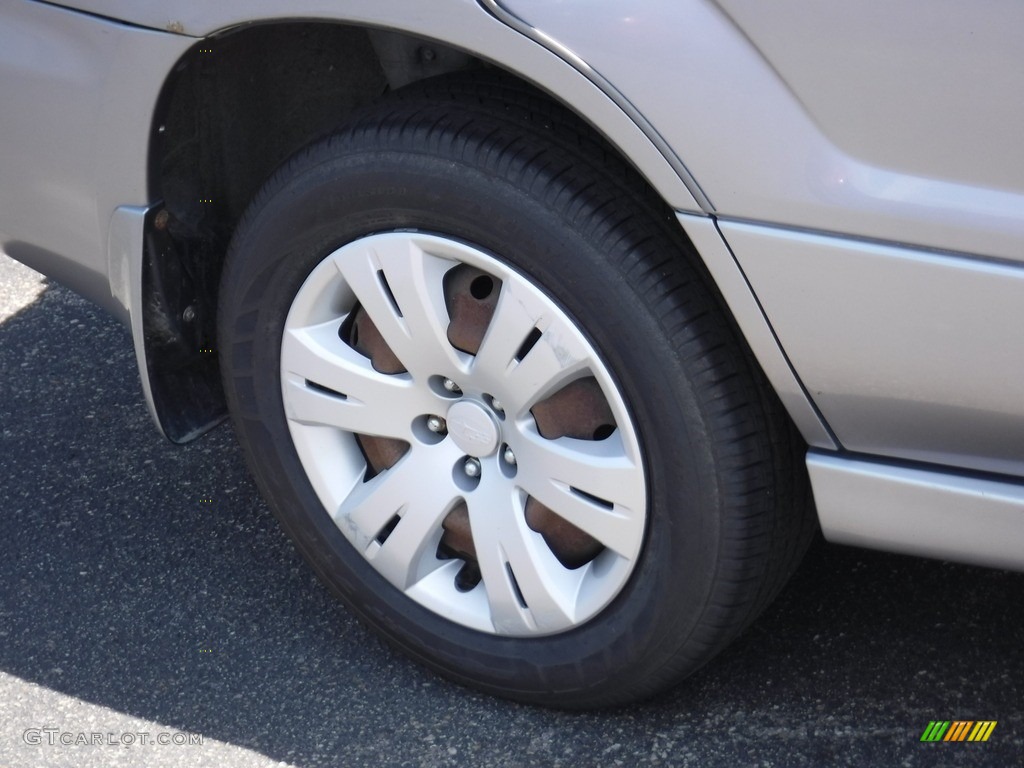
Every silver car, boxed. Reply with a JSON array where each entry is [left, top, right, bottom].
[[2, 0, 1022, 707]]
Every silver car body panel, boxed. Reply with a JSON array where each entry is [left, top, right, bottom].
[[809, 452, 1024, 571], [723, 221, 1024, 478], [0, 1, 190, 322], [717, 0, 1024, 199], [495, 0, 1024, 264]]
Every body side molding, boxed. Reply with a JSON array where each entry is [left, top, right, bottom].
[[809, 452, 1024, 572]]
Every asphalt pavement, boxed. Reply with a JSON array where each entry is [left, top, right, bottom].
[[1, 252, 1021, 767]]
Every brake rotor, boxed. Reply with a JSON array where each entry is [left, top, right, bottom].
[[444, 264, 500, 355]]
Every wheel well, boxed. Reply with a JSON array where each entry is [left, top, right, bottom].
[[145, 23, 482, 440], [153, 24, 481, 242], [143, 21, 674, 441]]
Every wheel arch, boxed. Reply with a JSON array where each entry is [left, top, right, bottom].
[[137, 9, 829, 450], [140, 12, 710, 442]]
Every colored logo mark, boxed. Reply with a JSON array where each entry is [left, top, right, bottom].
[[920, 721, 997, 742]]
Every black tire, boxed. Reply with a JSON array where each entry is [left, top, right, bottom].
[[218, 72, 813, 708]]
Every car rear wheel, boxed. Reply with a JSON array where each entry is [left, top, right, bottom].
[[218, 73, 812, 707], [280, 230, 647, 636]]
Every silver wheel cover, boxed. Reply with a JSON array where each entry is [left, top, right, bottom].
[[281, 233, 646, 636]]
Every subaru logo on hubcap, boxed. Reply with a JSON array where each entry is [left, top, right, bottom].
[[446, 401, 500, 457]]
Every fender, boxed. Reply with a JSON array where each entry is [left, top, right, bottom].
[[492, 0, 1024, 264], [35, 0, 703, 215]]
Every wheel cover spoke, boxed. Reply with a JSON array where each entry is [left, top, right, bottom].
[[513, 431, 644, 557], [471, 284, 547, 381], [332, 236, 468, 380], [282, 321, 426, 440], [283, 233, 647, 636], [474, 284, 594, 413], [468, 478, 584, 633], [364, 451, 462, 590]]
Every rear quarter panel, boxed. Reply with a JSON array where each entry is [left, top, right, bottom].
[[0, 2, 189, 318], [497, 0, 1024, 263]]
